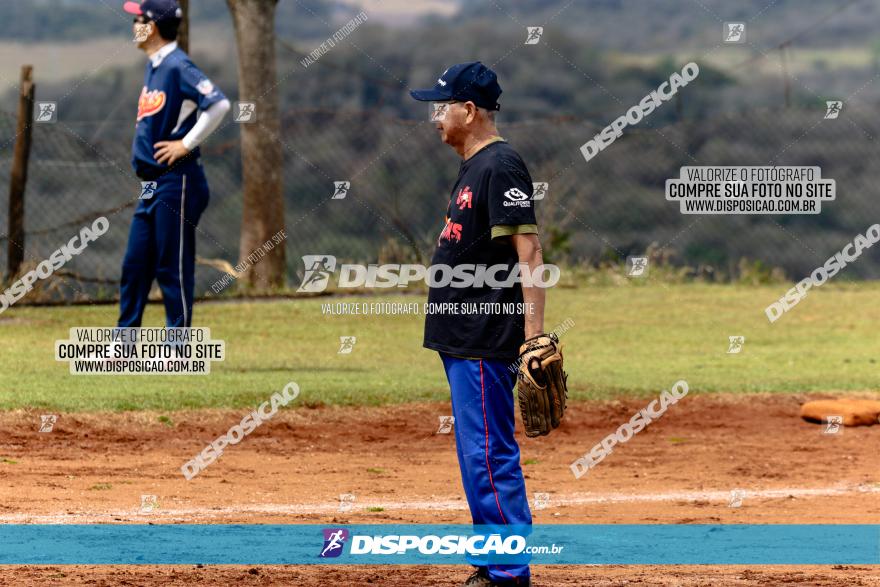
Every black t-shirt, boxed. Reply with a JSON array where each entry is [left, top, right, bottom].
[[423, 140, 537, 360]]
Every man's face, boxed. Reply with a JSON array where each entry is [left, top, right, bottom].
[[432, 100, 474, 148], [133, 16, 154, 48]]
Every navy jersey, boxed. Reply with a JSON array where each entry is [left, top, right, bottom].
[[132, 43, 226, 178]]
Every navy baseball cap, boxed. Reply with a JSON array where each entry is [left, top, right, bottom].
[[410, 61, 502, 111], [123, 0, 182, 23]]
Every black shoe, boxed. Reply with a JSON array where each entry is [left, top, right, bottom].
[[461, 567, 531, 587], [462, 568, 492, 586]]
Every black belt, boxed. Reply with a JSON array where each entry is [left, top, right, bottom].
[[135, 156, 200, 181]]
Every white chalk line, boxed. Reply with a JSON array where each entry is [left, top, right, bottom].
[[2, 484, 878, 524]]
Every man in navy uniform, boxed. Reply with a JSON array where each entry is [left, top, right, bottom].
[[119, 0, 230, 327]]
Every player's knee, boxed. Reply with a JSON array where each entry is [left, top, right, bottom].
[[121, 261, 148, 276], [154, 267, 181, 282]]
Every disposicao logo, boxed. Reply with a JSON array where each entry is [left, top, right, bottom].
[[320, 528, 349, 558]]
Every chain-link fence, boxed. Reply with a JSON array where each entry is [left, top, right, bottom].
[[1, 100, 878, 304]]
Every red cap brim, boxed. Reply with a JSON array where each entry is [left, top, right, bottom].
[[123, 1, 143, 15]]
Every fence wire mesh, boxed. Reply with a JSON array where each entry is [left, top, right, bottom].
[[1, 101, 878, 303]]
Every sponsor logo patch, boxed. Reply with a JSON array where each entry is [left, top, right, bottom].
[[503, 187, 532, 207], [196, 79, 215, 96]]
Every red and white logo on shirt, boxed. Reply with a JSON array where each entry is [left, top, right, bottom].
[[456, 186, 473, 210], [439, 217, 463, 244], [137, 86, 166, 121]]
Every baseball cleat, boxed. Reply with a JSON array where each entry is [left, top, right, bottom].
[[462, 567, 531, 586], [462, 568, 492, 586]]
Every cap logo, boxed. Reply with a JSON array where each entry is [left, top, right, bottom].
[[437, 67, 451, 86]]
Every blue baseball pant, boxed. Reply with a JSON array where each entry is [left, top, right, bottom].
[[118, 161, 209, 328], [440, 353, 532, 584]]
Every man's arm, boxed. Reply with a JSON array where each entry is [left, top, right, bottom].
[[510, 232, 545, 339], [154, 98, 231, 165], [181, 98, 231, 151]]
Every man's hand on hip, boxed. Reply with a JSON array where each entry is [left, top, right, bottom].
[[154, 140, 190, 165]]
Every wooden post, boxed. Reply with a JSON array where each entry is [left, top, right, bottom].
[[7, 65, 35, 280], [177, 0, 189, 53], [227, 0, 286, 290], [780, 42, 791, 109]]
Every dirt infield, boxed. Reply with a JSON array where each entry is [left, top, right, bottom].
[[6, 564, 880, 586], [2, 393, 880, 585]]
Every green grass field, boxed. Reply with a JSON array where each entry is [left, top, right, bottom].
[[1, 282, 877, 412]]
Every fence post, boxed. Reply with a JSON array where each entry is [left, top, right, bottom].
[[780, 42, 791, 108], [6, 65, 35, 280], [177, 0, 189, 53]]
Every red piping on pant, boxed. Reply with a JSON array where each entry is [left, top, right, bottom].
[[480, 360, 508, 525]]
